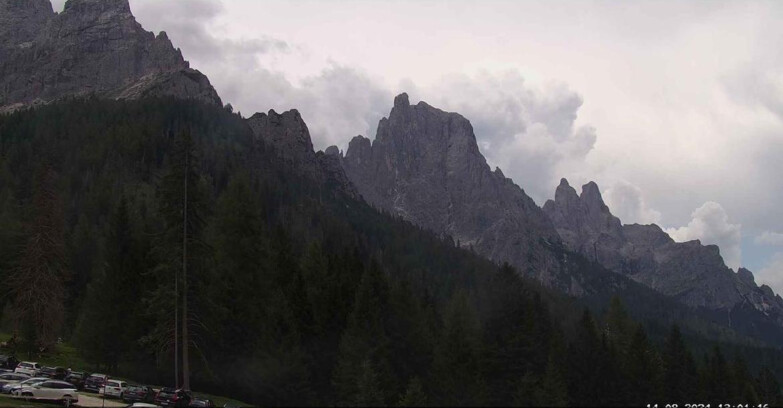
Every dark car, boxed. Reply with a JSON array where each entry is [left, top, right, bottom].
[[64, 371, 89, 390], [0, 355, 18, 370], [38, 366, 67, 380], [122, 384, 155, 403], [0, 372, 30, 387], [83, 373, 108, 393], [189, 398, 215, 407], [154, 387, 192, 407]]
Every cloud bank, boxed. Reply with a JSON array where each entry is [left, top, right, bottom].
[[666, 202, 742, 270], [47, 0, 783, 287], [603, 180, 662, 225]]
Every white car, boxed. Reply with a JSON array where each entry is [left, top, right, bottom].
[[14, 361, 40, 377], [13, 379, 79, 406], [99, 379, 128, 399], [3, 377, 47, 394]]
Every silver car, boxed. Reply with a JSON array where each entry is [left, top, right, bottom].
[[2, 376, 46, 394], [13, 379, 79, 406]]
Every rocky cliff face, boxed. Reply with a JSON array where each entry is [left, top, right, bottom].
[[0, 0, 221, 112], [543, 178, 783, 321], [247, 109, 358, 198], [342, 93, 562, 280]]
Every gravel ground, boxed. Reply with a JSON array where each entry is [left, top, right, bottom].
[[75, 394, 127, 407]]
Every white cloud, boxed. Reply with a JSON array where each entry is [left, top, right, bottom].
[[47, 0, 783, 271], [603, 180, 662, 225], [755, 231, 783, 246], [407, 70, 597, 203], [665, 202, 742, 270], [758, 252, 783, 296]]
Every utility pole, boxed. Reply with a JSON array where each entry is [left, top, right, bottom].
[[174, 231, 179, 389], [181, 133, 191, 391]]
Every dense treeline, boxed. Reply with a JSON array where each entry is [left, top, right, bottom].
[[0, 98, 782, 406]]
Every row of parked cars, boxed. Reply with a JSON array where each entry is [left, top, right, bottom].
[[0, 355, 218, 407]]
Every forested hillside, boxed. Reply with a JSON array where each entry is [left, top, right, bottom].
[[0, 98, 781, 406]]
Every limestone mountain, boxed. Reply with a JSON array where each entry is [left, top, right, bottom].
[[337, 93, 783, 340], [341, 93, 567, 284], [0, 0, 221, 112], [247, 109, 358, 198], [542, 178, 783, 322]]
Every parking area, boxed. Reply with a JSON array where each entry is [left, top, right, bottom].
[[74, 394, 126, 407]]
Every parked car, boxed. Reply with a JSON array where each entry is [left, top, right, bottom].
[[2, 376, 47, 394], [154, 387, 192, 407], [38, 366, 67, 380], [123, 384, 155, 403], [14, 361, 40, 376], [189, 397, 215, 407], [13, 379, 79, 406], [64, 371, 89, 390], [83, 373, 108, 393], [125, 403, 162, 408], [0, 355, 19, 370], [0, 372, 29, 387], [100, 379, 128, 399]]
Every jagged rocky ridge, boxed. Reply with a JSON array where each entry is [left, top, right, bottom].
[[0, 0, 221, 112], [337, 92, 783, 332], [247, 109, 358, 198], [542, 178, 783, 320], [341, 93, 566, 283]]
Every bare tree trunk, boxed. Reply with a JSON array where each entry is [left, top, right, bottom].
[[174, 253, 179, 389], [182, 149, 190, 391]]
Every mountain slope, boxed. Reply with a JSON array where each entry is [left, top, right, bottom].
[[0, 0, 220, 112], [342, 93, 563, 285], [338, 93, 783, 344], [542, 178, 783, 323]]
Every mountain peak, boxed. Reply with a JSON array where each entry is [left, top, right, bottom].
[[394, 92, 410, 108], [554, 178, 579, 203], [0, 0, 220, 111], [580, 181, 605, 205], [737, 267, 756, 285], [343, 94, 560, 278]]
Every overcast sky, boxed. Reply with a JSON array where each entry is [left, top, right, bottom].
[[52, 0, 783, 292]]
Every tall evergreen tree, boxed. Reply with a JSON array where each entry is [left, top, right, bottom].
[[149, 129, 210, 389], [75, 196, 146, 370], [333, 260, 394, 406], [662, 324, 700, 403], [431, 290, 486, 406], [10, 166, 69, 351]]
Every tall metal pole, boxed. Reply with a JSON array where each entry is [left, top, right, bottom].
[[174, 213, 179, 390], [182, 139, 190, 391]]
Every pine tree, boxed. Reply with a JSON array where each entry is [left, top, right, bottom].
[[431, 290, 486, 406], [663, 325, 699, 403], [75, 196, 146, 370], [10, 166, 69, 351], [398, 377, 428, 407], [149, 129, 210, 389], [333, 261, 393, 405], [567, 309, 602, 406], [625, 324, 662, 404], [755, 367, 782, 406]]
